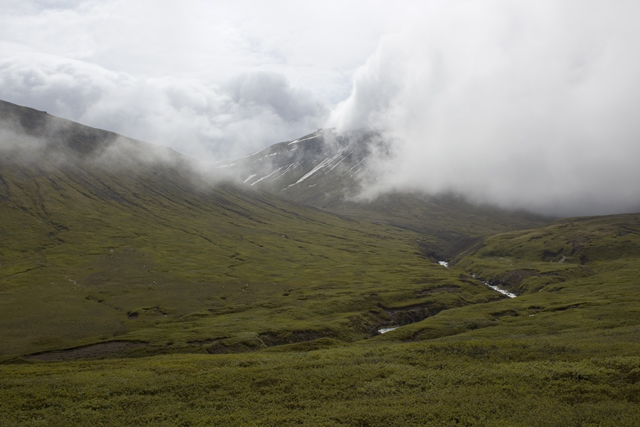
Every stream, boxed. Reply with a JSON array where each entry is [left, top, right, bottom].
[[377, 261, 517, 334], [481, 280, 517, 298], [438, 260, 517, 299], [469, 273, 517, 298]]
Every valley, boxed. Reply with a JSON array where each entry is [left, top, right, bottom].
[[1, 100, 639, 426]]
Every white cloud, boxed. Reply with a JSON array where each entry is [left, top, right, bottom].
[[0, 54, 326, 160], [2, 0, 640, 215], [329, 1, 640, 216], [0, 0, 395, 160], [1, 0, 391, 102]]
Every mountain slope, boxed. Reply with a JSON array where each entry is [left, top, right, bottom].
[[374, 212, 640, 345], [0, 100, 504, 358], [221, 128, 549, 257], [2, 100, 640, 426]]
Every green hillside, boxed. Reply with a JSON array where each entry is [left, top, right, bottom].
[[0, 101, 503, 359], [373, 213, 640, 345], [1, 100, 639, 426]]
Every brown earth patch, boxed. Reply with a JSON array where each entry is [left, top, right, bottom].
[[542, 248, 564, 262], [258, 331, 330, 347], [491, 309, 519, 318], [380, 301, 460, 326], [187, 338, 226, 346], [499, 269, 539, 286], [549, 304, 582, 312], [25, 341, 147, 361], [416, 285, 460, 296]]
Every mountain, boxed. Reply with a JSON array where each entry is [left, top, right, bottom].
[[2, 100, 640, 426], [0, 100, 507, 358], [220, 128, 549, 258], [219, 128, 378, 205]]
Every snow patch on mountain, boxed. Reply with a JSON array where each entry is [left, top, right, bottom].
[[291, 158, 333, 185], [283, 148, 349, 190], [273, 162, 300, 180], [250, 166, 285, 186], [288, 131, 323, 146]]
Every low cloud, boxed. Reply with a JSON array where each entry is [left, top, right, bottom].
[[3, 1, 640, 217], [0, 109, 234, 193], [328, 1, 640, 217], [226, 72, 325, 123], [0, 123, 48, 163], [0, 55, 327, 162]]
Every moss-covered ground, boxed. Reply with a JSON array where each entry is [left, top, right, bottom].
[[2, 334, 639, 426], [1, 101, 639, 425], [3, 204, 639, 425]]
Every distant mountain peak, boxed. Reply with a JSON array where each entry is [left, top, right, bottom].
[[220, 128, 388, 208]]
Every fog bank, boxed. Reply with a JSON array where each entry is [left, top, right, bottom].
[[328, 1, 640, 216]]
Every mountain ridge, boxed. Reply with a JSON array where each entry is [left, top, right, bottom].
[[2, 99, 640, 426], [221, 124, 550, 257], [0, 99, 507, 358]]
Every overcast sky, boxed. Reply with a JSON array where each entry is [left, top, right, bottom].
[[2, 1, 640, 216]]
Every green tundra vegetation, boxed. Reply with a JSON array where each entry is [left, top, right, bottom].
[[1, 101, 639, 426]]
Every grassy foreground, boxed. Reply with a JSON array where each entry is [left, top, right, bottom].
[[2, 101, 639, 425], [2, 335, 639, 426], [3, 213, 640, 426]]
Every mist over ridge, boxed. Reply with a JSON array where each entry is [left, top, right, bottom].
[[326, 2, 640, 217], [2, 1, 640, 217]]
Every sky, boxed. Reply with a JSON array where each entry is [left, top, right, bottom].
[[2, 0, 640, 216]]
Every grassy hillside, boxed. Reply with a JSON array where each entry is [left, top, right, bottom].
[[0, 101, 503, 359], [370, 213, 640, 343], [2, 337, 639, 426], [323, 192, 548, 260], [2, 101, 639, 426]]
